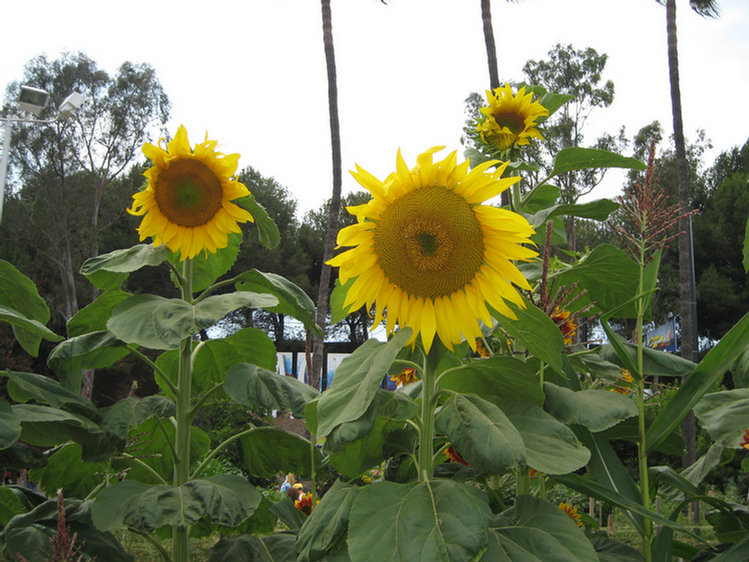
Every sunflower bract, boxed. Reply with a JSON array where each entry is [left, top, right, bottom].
[[328, 147, 536, 353], [128, 125, 254, 260]]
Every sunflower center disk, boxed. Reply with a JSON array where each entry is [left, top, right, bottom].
[[374, 186, 484, 299], [493, 110, 525, 134], [154, 159, 224, 227]]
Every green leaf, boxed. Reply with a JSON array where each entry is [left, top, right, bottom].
[[543, 382, 637, 432], [2, 498, 134, 562], [208, 533, 297, 562], [436, 394, 525, 472], [485, 496, 599, 562], [329, 277, 355, 325], [438, 356, 544, 406], [315, 330, 412, 438], [111, 417, 209, 483], [237, 427, 321, 478], [520, 184, 561, 214], [182, 232, 241, 292], [681, 443, 725, 489], [92, 475, 262, 532], [589, 535, 645, 562], [743, 213, 749, 272], [235, 269, 322, 337], [270, 497, 307, 532], [731, 346, 749, 388], [647, 310, 749, 452], [495, 299, 563, 373], [694, 388, 749, 447], [224, 363, 319, 419], [0, 260, 54, 356], [296, 480, 358, 562], [598, 341, 696, 379], [0, 399, 22, 450], [190, 327, 278, 392], [80, 244, 169, 276], [648, 465, 700, 499], [574, 427, 645, 535], [554, 244, 640, 317], [551, 147, 645, 177], [28, 443, 110, 499], [5, 371, 96, 417], [499, 399, 589, 474], [0, 306, 62, 352], [67, 289, 132, 337], [98, 395, 175, 441], [0, 487, 29, 528], [526, 199, 620, 229], [348, 480, 492, 562], [107, 291, 278, 350], [236, 195, 281, 250], [47, 330, 130, 374]]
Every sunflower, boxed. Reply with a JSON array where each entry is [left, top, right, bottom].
[[610, 368, 634, 395], [294, 492, 315, 515], [477, 84, 548, 151], [328, 147, 536, 352], [558, 502, 584, 527], [390, 367, 418, 387], [444, 445, 469, 466], [128, 125, 254, 260], [551, 307, 578, 345]]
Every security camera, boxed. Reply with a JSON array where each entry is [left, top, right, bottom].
[[58, 92, 85, 119], [18, 85, 50, 115]]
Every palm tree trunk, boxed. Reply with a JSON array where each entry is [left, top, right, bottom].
[[311, 0, 343, 392], [666, 0, 698, 479], [481, 0, 500, 90]]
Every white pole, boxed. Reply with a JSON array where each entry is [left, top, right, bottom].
[[0, 120, 12, 225]]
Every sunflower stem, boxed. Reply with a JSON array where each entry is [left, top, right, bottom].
[[173, 258, 194, 562], [417, 347, 437, 482]]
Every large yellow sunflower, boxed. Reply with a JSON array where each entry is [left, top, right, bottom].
[[328, 147, 536, 352], [477, 84, 548, 151], [128, 125, 254, 260]]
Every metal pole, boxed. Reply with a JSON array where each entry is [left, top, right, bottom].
[[0, 120, 12, 225]]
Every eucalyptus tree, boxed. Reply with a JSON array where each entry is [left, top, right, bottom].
[[1, 52, 170, 325]]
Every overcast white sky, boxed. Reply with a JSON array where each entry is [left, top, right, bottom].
[[2, 0, 748, 216]]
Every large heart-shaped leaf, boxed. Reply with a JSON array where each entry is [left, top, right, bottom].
[[484, 496, 598, 562], [543, 382, 637, 432], [348, 480, 491, 562], [5, 371, 97, 417], [11, 404, 102, 448], [436, 394, 525, 472], [66, 289, 132, 337], [107, 292, 278, 350], [694, 388, 749, 447], [237, 427, 322, 478], [235, 195, 280, 250], [438, 356, 544, 406], [92, 475, 262, 532], [498, 399, 589, 474], [551, 147, 645, 177], [99, 395, 175, 440], [235, 269, 322, 337], [80, 244, 169, 278], [296, 479, 358, 562], [208, 533, 297, 562], [28, 443, 111, 499], [315, 330, 412, 438], [0, 260, 56, 356], [0, 399, 21, 450], [47, 330, 130, 374], [224, 363, 319, 419], [495, 299, 563, 373]]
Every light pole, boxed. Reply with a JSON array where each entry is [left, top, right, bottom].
[[0, 86, 84, 224]]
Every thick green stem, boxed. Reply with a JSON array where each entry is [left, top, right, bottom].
[[173, 259, 194, 562], [418, 350, 436, 482]]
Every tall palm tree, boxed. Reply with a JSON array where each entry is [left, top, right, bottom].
[[311, 0, 344, 393], [659, 0, 718, 489]]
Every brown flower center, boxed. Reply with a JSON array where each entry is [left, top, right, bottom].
[[374, 186, 484, 299], [492, 110, 525, 134], [154, 158, 223, 227]]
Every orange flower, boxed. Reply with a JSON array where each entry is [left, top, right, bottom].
[[558, 502, 583, 527], [444, 445, 469, 466], [294, 492, 315, 515], [551, 307, 577, 345], [390, 367, 418, 387], [475, 338, 492, 358], [610, 369, 634, 395]]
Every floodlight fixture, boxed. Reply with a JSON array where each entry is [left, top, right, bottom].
[[18, 85, 50, 115], [58, 92, 84, 119]]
